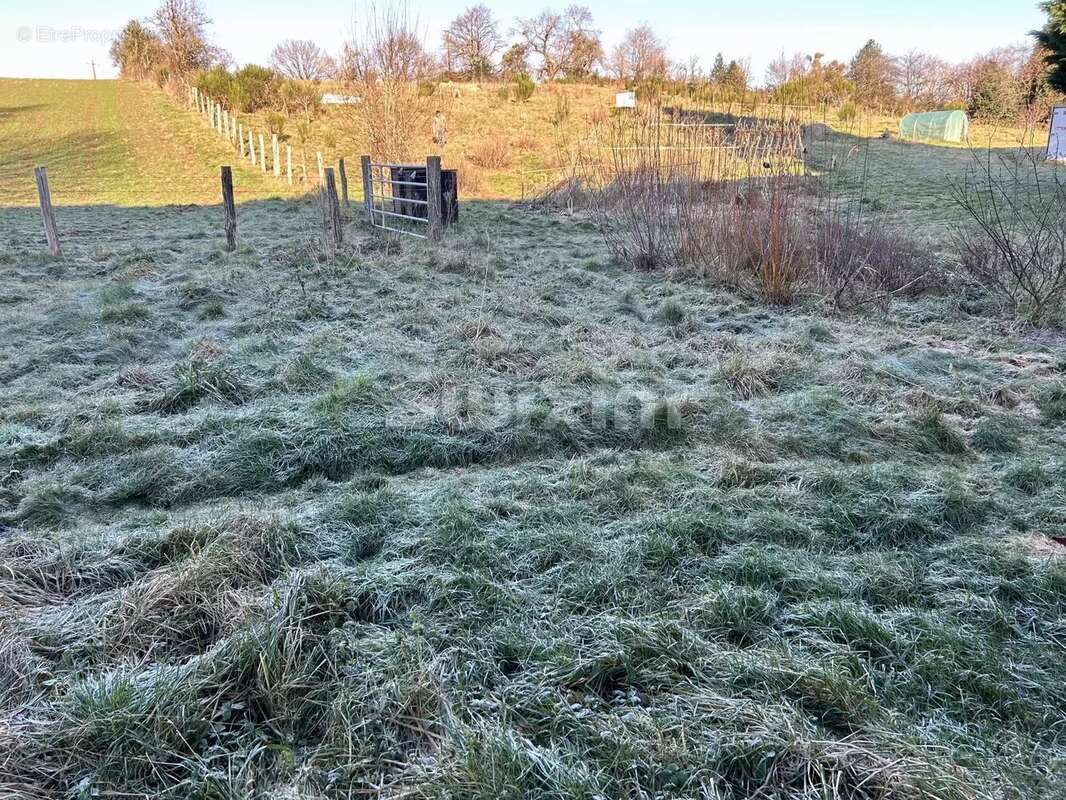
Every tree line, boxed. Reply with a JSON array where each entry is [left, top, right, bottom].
[[111, 0, 1066, 124], [766, 40, 1057, 123]]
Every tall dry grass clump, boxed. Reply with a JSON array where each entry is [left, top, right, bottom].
[[340, 2, 432, 163]]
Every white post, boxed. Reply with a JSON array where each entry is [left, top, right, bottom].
[[272, 134, 280, 178], [259, 133, 267, 173], [249, 131, 256, 166], [316, 151, 325, 183], [286, 145, 293, 186]]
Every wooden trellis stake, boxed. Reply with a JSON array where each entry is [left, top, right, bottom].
[[34, 166, 61, 256], [220, 166, 237, 252], [338, 157, 350, 217]]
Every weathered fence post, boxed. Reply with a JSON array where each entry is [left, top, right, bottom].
[[34, 166, 61, 256], [220, 166, 237, 252], [272, 134, 280, 178], [316, 151, 325, 183], [426, 155, 443, 242], [217, 103, 224, 134], [259, 133, 267, 173], [238, 123, 245, 158], [321, 167, 345, 256], [286, 145, 293, 186], [249, 131, 256, 166], [338, 157, 350, 218], [360, 155, 373, 224]]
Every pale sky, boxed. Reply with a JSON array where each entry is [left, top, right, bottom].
[[0, 0, 1046, 83]]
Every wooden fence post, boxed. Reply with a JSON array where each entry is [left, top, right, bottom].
[[217, 103, 224, 134], [286, 145, 293, 186], [34, 166, 61, 257], [426, 155, 443, 242], [272, 134, 280, 178], [316, 151, 325, 183], [238, 124, 245, 158], [259, 133, 267, 173], [249, 131, 256, 166], [360, 155, 373, 224], [321, 167, 344, 256], [338, 157, 350, 218], [220, 166, 237, 252]]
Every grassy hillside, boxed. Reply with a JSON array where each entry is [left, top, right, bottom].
[[0, 79, 294, 207]]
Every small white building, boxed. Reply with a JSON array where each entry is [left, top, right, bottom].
[[615, 91, 636, 109]]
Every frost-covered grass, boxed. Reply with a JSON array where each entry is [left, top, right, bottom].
[[1, 197, 1065, 799]]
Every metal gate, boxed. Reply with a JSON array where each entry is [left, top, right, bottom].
[[360, 155, 444, 241]]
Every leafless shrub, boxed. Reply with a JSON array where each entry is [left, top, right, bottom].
[[951, 146, 1066, 322], [467, 138, 512, 169], [457, 159, 484, 194], [580, 108, 720, 271], [818, 220, 934, 307]]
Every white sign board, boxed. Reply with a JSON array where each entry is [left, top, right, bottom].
[[322, 93, 361, 105], [615, 91, 636, 109], [1048, 106, 1066, 161]]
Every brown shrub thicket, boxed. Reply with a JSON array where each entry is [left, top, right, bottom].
[[467, 137, 512, 168], [578, 107, 930, 307]]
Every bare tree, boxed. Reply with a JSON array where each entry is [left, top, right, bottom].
[[557, 5, 601, 79], [765, 52, 810, 88], [270, 39, 336, 81], [342, 2, 433, 162], [151, 0, 217, 77], [514, 6, 601, 81], [609, 24, 669, 83], [343, 2, 433, 83], [896, 50, 949, 108], [442, 5, 503, 78]]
